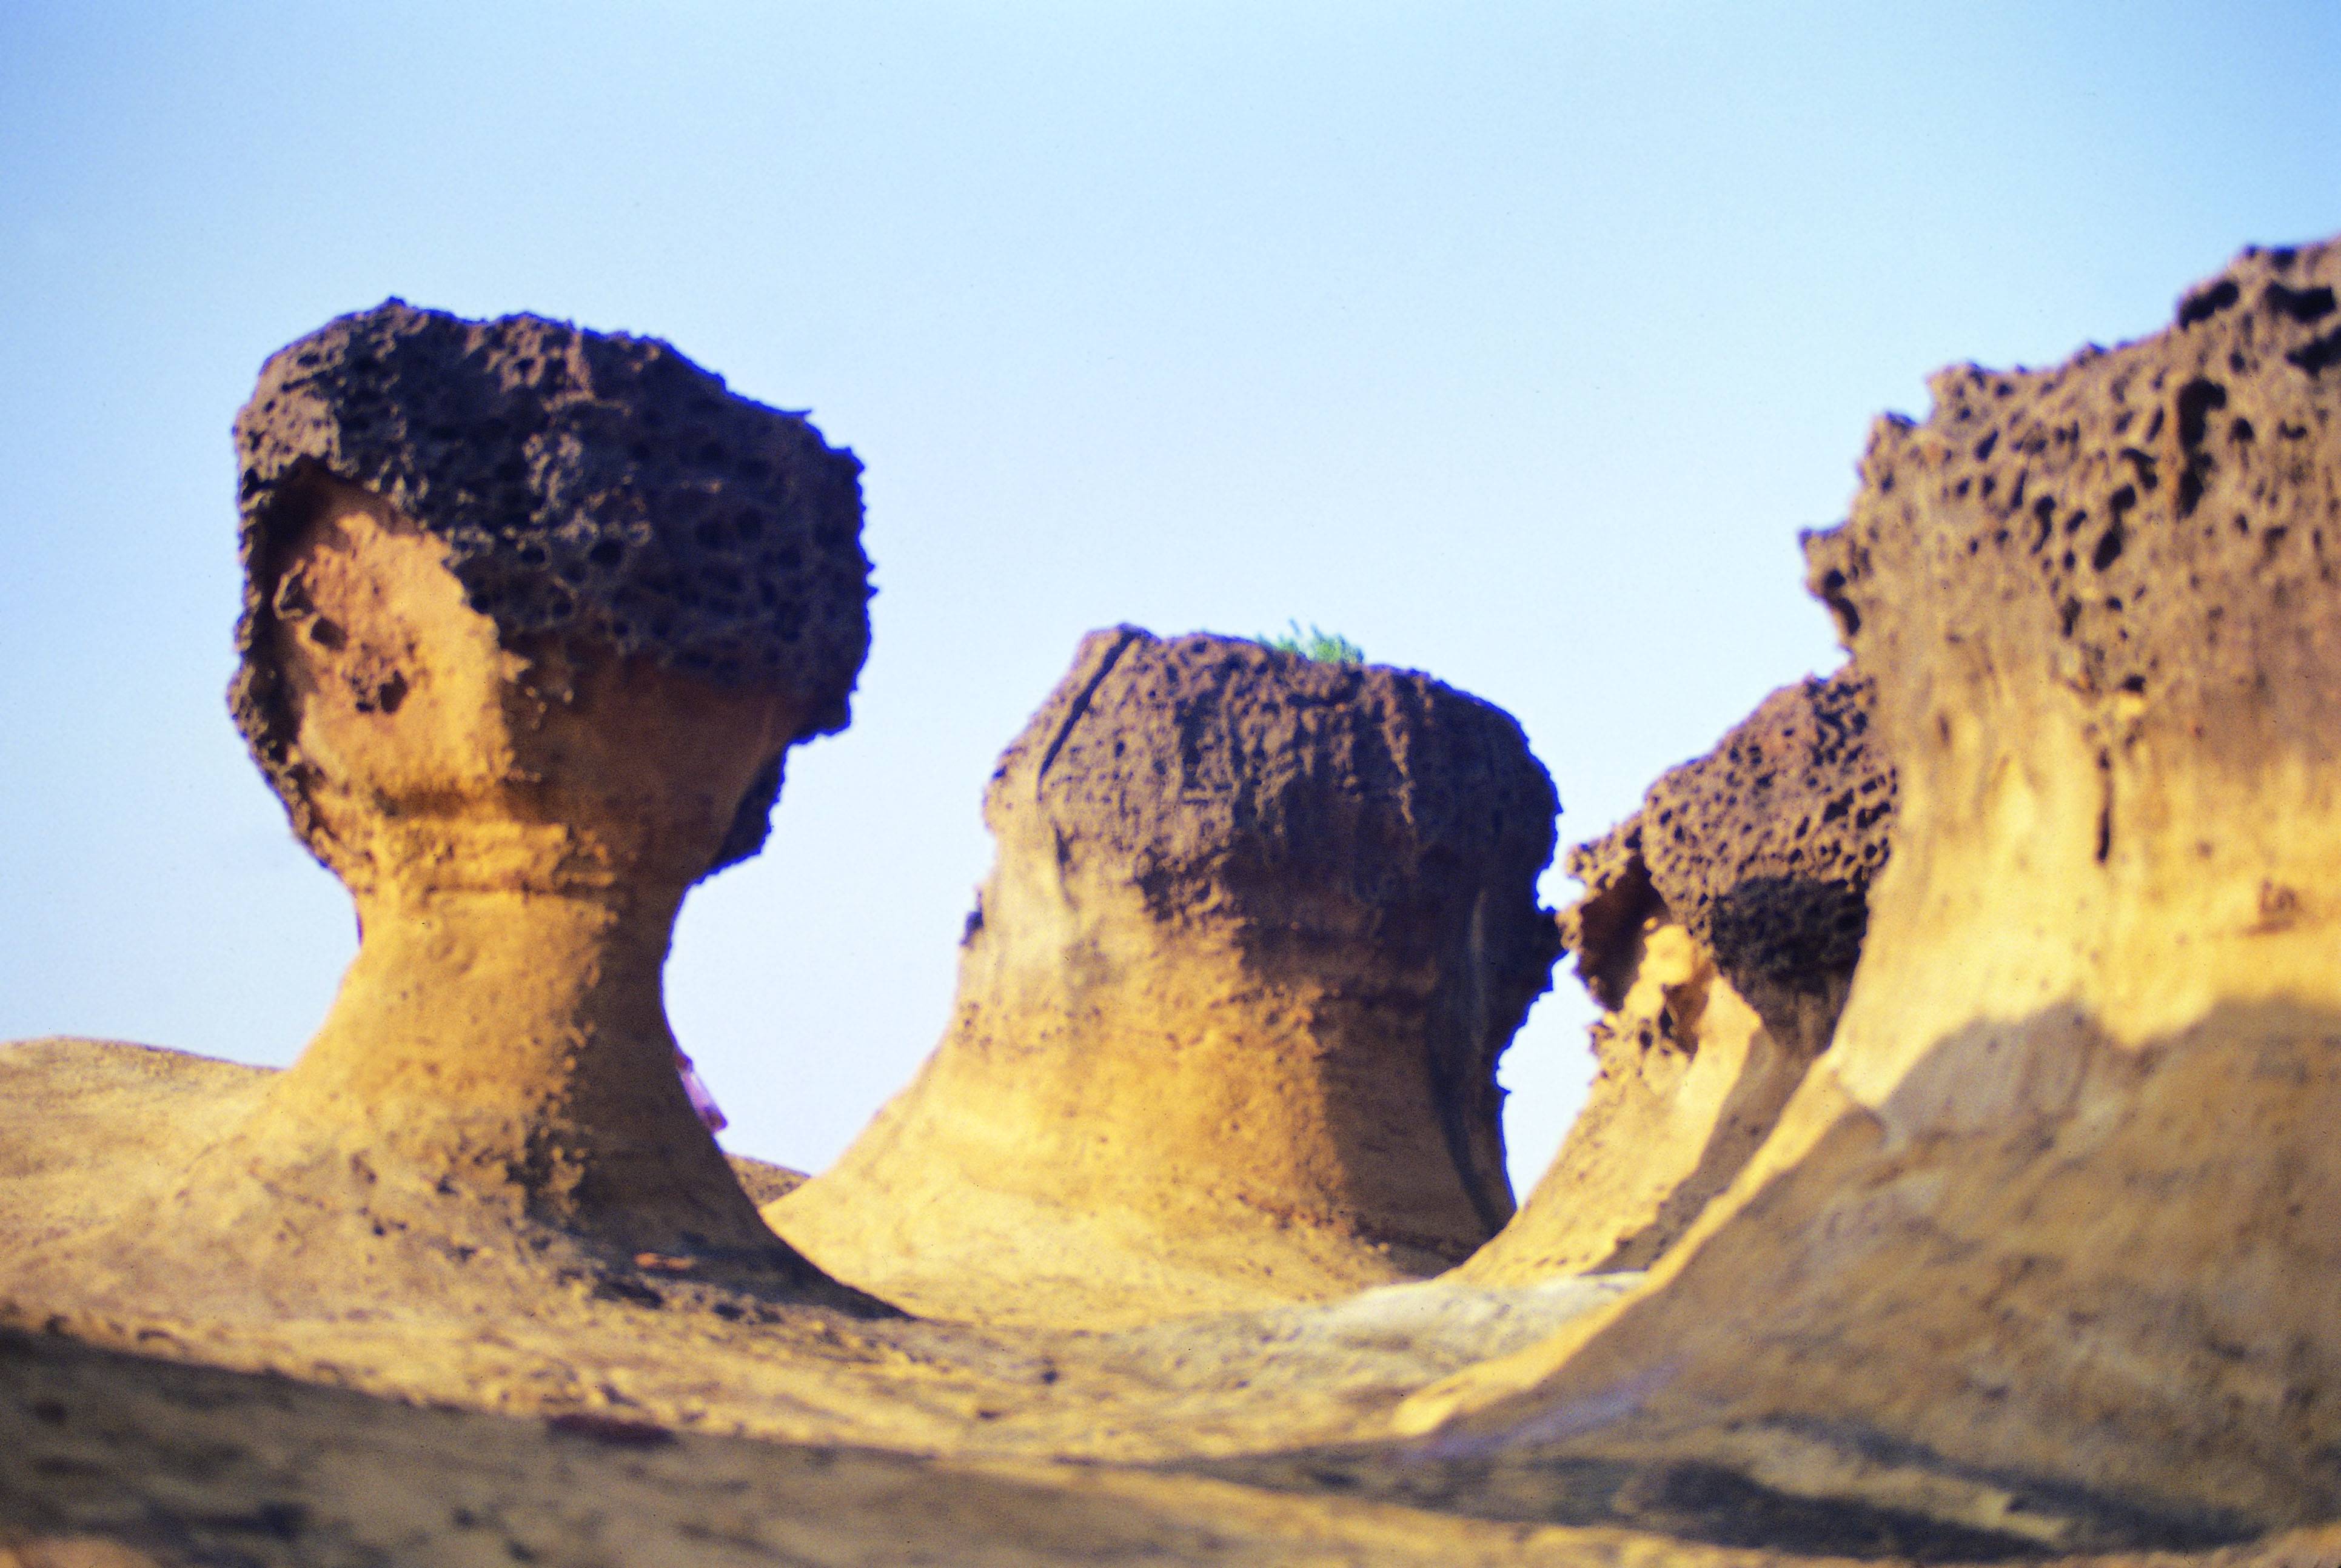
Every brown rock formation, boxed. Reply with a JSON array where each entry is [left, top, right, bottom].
[[20, 256, 2341, 1564], [770, 628, 1561, 1325], [21, 301, 877, 1307], [1462, 670, 1894, 1281], [1399, 241, 2341, 1543]]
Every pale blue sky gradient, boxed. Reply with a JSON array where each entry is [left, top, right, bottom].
[[4, 3, 2337, 1190]]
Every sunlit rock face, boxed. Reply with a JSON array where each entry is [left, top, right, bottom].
[[1462, 671, 1892, 1282], [1402, 241, 2341, 1541], [771, 628, 1561, 1327], [10, 302, 880, 1314]]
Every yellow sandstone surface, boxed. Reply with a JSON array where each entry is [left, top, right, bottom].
[[771, 627, 1562, 1328], [1465, 918, 1798, 1281], [14, 252, 2341, 1564], [1396, 240, 2341, 1545], [9, 1319, 2340, 1568], [1467, 671, 1890, 1282]]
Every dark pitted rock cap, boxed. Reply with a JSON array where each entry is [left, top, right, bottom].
[[1640, 669, 1895, 990], [985, 625, 1561, 1241], [229, 299, 872, 823], [992, 627, 1561, 948], [1806, 240, 2341, 774], [1561, 669, 1896, 1006]]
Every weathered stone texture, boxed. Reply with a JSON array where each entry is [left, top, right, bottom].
[[1407, 239, 2341, 1536], [231, 300, 870, 869], [1636, 671, 1894, 995], [772, 628, 1561, 1325], [1468, 670, 1891, 1282], [1807, 244, 2341, 785]]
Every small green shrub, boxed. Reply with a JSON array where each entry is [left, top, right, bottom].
[[1257, 620, 1365, 666]]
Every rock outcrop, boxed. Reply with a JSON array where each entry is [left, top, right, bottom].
[[13, 302, 878, 1313], [770, 628, 1562, 1326], [19, 248, 2341, 1564], [1399, 241, 2341, 1543], [1462, 670, 1893, 1281]]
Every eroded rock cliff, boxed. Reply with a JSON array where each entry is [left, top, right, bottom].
[[1398, 241, 2341, 1543], [771, 628, 1562, 1326]]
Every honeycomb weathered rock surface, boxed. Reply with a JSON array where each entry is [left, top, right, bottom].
[[231, 299, 871, 870], [772, 627, 1562, 1325], [1467, 669, 1892, 1281], [1407, 239, 2341, 1537]]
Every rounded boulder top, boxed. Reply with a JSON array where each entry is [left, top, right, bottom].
[[1560, 670, 1894, 1010], [229, 298, 872, 772], [991, 626, 1560, 931], [1635, 669, 1895, 991]]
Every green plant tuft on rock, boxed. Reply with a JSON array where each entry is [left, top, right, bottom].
[[1257, 621, 1365, 665]]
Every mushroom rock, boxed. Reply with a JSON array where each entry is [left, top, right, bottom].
[[1461, 669, 1892, 1282], [21, 301, 878, 1308], [1398, 241, 2341, 1541], [769, 628, 1562, 1327]]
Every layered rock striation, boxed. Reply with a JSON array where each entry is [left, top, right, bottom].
[[1463, 670, 1893, 1281], [1401, 241, 2341, 1543], [771, 628, 1562, 1326]]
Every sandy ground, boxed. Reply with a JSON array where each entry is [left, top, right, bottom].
[[8, 1330, 2341, 1568], [7, 1038, 2340, 1566]]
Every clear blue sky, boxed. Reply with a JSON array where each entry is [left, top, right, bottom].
[[4, 2, 2336, 1191]]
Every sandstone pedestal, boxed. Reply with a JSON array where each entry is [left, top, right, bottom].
[[771, 628, 1562, 1326], [10, 301, 879, 1315]]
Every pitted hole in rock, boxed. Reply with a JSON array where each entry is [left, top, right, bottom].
[[2092, 520, 2127, 572], [2178, 277, 2242, 327], [2264, 282, 2337, 323], [546, 1411, 677, 1448], [2286, 327, 2341, 375], [2176, 379, 2229, 450]]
